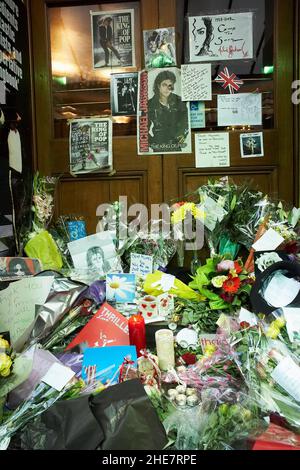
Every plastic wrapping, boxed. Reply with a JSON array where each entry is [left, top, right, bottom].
[[24, 230, 63, 271]]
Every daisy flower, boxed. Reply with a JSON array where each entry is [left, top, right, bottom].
[[222, 275, 241, 294], [106, 275, 135, 301]]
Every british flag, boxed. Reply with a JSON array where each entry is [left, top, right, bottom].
[[215, 67, 244, 94]]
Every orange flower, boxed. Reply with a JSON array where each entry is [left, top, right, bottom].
[[222, 275, 241, 294], [234, 261, 243, 274]]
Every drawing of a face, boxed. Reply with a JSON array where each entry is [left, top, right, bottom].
[[192, 17, 214, 56], [14, 263, 25, 276], [90, 252, 104, 271], [148, 40, 158, 53]]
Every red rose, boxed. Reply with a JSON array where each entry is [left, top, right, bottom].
[[181, 353, 197, 365]]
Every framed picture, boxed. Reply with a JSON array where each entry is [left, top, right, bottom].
[[137, 67, 191, 155], [69, 118, 113, 175], [91, 9, 135, 69], [111, 72, 138, 116], [188, 12, 253, 62], [240, 132, 264, 158], [143, 27, 176, 69]]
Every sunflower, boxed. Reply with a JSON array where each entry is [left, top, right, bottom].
[[222, 275, 241, 294], [106, 275, 135, 302]]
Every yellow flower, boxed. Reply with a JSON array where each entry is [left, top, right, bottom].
[[229, 269, 238, 278], [192, 206, 206, 221], [273, 318, 286, 329], [0, 336, 10, 351], [204, 344, 217, 357], [211, 275, 228, 288], [0, 353, 12, 377], [266, 324, 281, 340], [171, 206, 186, 224]]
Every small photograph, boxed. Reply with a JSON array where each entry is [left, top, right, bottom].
[[143, 27, 176, 69], [111, 72, 138, 116], [240, 132, 264, 158], [67, 232, 121, 277], [0, 257, 42, 281], [106, 273, 136, 303], [91, 10, 135, 69]]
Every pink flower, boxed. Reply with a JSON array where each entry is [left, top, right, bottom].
[[217, 260, 235, 272]]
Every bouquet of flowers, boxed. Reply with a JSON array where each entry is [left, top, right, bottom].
[[189, 257, 254, 312], [23, 173, 63, 270]]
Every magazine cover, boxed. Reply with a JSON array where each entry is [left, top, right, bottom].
[[91, 10, 135, 69], [111, 72, 138, 116], [143, 27, 176, 68], [69, 118, 112, 175], [137, 67, 191, 155], [66, 302, 129, 351], [0, 257, 42, 281]]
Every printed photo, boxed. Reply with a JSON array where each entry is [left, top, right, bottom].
[[0, 257, 42, 281], [106, 273, 136, 303], [91, 10, 135, 69], [240, 132, 264, 158], [143, 27, 176, 69], [69, 118, 113, 175], [67, 232, 122, 277], [137, 67, 191, 155], [111, 72, 138, 116], [189, 13, 253, 62]]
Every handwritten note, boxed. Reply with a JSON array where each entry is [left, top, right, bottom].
[[195, 132, 230, 168], [189, 13, 253, 62], [252, 228, 284, 252], [218, 93, 262, 127], [0, 276, 54, 351], [130, 253, 153, 276], [181, 64, 212, 101], [190, 102, 206, 129]]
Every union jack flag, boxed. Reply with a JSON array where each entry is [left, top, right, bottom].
[[215, 67, 244, 94]]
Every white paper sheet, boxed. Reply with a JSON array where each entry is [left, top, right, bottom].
[[42, 363, 75, 391], [262, 272, 300, 308], [218, 93, 262, 127], [252, 228, 284, 252], [282, 307, 300, 343], [195, 132, 230, 168], [271, 356, 300, 402], [239, 307, 258, 327], [181, 64, 212, 101], [8, 129, 22, 173]]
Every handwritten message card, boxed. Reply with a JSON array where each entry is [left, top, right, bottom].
[[130, 253, 153, 276], [189, 12, 253, 62], [218, 93, 262, 127], [0, 276, 54, 351], [195, 133, 230, 168], [181, 64, 212, 101]]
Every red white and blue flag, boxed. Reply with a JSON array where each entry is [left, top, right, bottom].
[[215, 67, 244, 94]]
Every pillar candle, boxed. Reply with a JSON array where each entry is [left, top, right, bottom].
[[128, 314, 146, 357], [155, 329, 175, 371]]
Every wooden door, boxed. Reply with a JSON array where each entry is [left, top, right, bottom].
[[161, 0, 296, 206], [30, 0, 162, 234]]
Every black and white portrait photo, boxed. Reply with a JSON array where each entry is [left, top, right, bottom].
[[240, 132, 264, 158], [68, 232, 122, 278], [111, 73, 138, 116], [91, 10, 135, 69]]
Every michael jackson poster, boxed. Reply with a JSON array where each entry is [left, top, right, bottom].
[[137, 67, 191, 155]]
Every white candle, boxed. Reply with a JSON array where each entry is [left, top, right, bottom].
[[155, 329, 175, 371]]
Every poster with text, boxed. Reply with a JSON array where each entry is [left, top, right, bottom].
[[137, 67, 191, 155], [91, 10, 135, 69], [189, 12, 253, 63], [69, 118, 112, 175]]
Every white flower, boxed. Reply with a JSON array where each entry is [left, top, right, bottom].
[[106, 275, 135, 301]]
